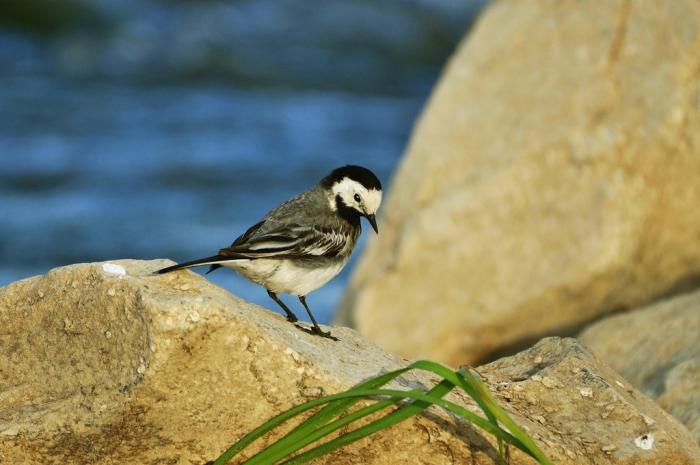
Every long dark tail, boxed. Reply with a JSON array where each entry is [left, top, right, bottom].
[[157, 255, 227, 274]]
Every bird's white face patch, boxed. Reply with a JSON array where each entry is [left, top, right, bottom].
[[330, 177, 382, 215], [363, 188, 382, 214]]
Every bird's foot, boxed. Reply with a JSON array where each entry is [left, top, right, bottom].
[[293, 324, 338, 341], [311, 326, 337, 341]]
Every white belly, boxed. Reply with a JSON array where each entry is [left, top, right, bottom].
[[223, 258, 347, 296]]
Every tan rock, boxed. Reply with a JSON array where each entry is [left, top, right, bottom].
[[2, 261, 699, 464], [336, 0, 700, 365], [658, 359, 700, 443], [479, 337, 700, 465], [580, 289, 700, 442]]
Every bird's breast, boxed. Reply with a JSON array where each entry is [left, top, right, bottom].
[[226, 256, 348, 296]]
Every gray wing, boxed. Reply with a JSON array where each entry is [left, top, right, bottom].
[[220, 224, 349, 259], [220, 188, 352, 259]]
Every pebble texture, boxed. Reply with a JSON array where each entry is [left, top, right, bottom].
[[336, 0, 700, 366], [581, 289, 700, 443], [1, 260, 699, 464]]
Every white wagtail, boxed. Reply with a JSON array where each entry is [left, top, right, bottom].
[[157, 165, 382, 339]]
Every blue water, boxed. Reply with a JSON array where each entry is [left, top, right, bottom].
[[0, 0, 486, 322]]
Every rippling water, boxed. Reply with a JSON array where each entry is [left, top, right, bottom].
[[0, 0, 486, 322]]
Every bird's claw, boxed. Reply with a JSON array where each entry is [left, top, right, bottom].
[[311, 326, 330, 336], [291, 323, 338, 341], [311, 326, 337, 340]]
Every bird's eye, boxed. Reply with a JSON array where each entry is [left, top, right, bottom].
[[353, 193, 361, 203]]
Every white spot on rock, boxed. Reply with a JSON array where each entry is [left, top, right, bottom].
[[580, 387, 593, 398], [1, 426, 19, 437], [188, 311, 200, 322], [284, 347, 301, 363], [137, 359, 146, 374], [635, 433, 654, 450], [107, 288, 116, 297], [601, 444, 616, 453], [102, 263, 126, 276]]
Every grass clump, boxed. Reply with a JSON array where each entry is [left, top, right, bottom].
[[210, 360, 551, 465]]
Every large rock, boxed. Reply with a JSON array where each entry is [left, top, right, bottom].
[[336, 0, 700, 365], [580, 289, 700, 442], [478, 337, 700, 465], [1, 260, 699, 464]]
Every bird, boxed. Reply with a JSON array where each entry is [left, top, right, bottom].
[[156, 165, 382, 339]]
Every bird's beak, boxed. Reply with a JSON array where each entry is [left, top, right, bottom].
[[365, 213, 379, 234]]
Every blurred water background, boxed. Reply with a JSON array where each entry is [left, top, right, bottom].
[[0, 0, 486, 322]]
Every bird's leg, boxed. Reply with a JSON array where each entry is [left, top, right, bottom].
[[267, 290, 298, 323], [298, 295, 332, 338]]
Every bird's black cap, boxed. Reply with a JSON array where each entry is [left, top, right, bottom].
[[321, 165, 382, 191]]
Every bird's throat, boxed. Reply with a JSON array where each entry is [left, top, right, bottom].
[[335, 194, 361, 227]]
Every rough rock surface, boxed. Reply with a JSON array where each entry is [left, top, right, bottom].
[[336, 0, 700, 365], [479, 338, 700, 464], [580, 289, 700, 443], [2, 260, 700, 464]]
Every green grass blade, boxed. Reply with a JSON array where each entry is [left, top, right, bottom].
[[234, 387, 526, 465], [404, 361, 551, 464], [436, 365, 505, 463], [216, 361, 431, 465], [211, 360, 550, 465], [282, 387, 528, 459], [241, 366, 418, 465], [279, 379, 456, 465], [210, 395, 343, 465], [459, 368, 552, 465], [252, 388, 424, 465]]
